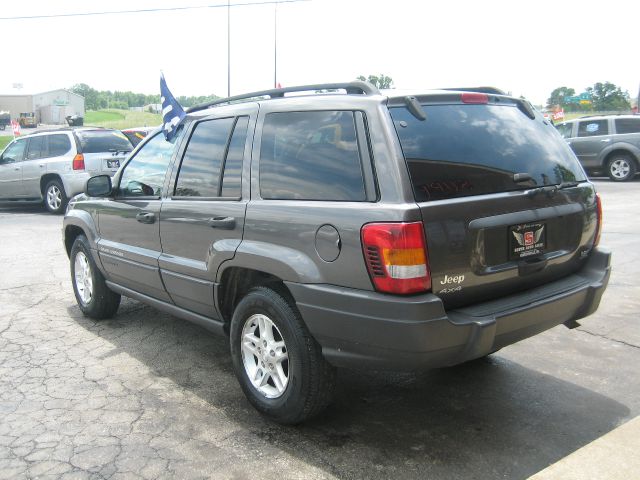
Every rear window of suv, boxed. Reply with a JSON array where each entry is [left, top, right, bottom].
[[75, 130, 133, 153], [389, 103, 587, 202]]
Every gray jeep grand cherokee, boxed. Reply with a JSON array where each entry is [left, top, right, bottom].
[[63, 82, 611, 424]]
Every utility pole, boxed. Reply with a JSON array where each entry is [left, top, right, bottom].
[[227, 0, 231, 97], [274, 2, 278, 88]]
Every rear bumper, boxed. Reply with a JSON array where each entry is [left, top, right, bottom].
[[286, 248, 611, 371]]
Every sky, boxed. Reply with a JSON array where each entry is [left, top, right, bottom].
[[1, 0, 638, 106]]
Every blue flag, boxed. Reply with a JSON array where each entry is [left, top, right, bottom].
[[160, 73, 185, 141]]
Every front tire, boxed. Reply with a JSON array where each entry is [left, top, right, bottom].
[[607, 154, 637, 182], [70, 235, 121, 319], [230, 287, 336, 424], [44, 179, 68, 214]]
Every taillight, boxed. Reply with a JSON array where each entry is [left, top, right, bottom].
[[594, 193, 603, 247], [72, 154, 85, 171], [361, 222, 431, 294], [461, 92, 488, 104]]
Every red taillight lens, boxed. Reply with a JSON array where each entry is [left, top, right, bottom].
[[361, 222, 431, 294], [461, 92, 489, 104], [594, 193, 602, 247], [72, 153, 85, 171]]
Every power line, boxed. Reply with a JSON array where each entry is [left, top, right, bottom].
[[0, 0, 309, 21]]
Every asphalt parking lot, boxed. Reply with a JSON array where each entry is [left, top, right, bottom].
[[0, 179, 638, 480]]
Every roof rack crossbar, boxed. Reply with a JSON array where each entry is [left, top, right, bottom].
[[187, 81, 380, 113]]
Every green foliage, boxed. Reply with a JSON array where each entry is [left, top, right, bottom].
[[69, 84, 218, 111], [84, 109, 162, 129], [357, 74, 394, 89], [547, 86, 575, 108], [0, 136, 12, 151], [586, 82, 631, 111]]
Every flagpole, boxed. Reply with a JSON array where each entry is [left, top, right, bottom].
[[227, 0, 231, 97], [274, 2, 277, 88]]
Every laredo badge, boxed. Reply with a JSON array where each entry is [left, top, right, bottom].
[[510, 223, 546, 259]]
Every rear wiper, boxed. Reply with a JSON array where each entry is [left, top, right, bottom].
[[527, 181, 580, 197]]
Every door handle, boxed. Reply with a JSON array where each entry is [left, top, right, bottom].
[[14, 166, 20, 171], [208, 216, 236, 229], [136, 212, 156, 224], [600, 139, 611, 142]]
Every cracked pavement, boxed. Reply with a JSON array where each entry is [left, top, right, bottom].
[[0, 179, 639, 479]]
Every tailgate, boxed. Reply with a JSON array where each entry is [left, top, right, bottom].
[[388, 95, 597, 308]]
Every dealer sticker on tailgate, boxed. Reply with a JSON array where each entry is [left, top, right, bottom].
[[509, 222, 546, 259]]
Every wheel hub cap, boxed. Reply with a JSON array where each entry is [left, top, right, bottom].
[[241, 314, 289, 398], [611, 159, 630, 179], [74, 252, 93, 305], [47, 185, 62, 210]]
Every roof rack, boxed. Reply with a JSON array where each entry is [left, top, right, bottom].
[[441, 86, 506, 95], [187, 81, 380, 113], [20, 126, 107, 136]]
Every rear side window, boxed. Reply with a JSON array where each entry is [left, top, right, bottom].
[[26, 136, 46, 160], [221, 116, 249, 198], [260, 111, 366, 201], [48, 134, 72, 157], [577, 120, 609, 137], [174, 117, 235, 197], [615, 118, 640, 134], [390, 103, 587, 202], [76, 130, 133, 153]]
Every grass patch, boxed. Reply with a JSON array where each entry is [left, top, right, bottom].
[[84, 109, 162, 129], [0, 136, 12, 151]]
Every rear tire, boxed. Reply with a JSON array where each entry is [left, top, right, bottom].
[[70, 235, 121, 319], [230, 286, 336, 424], [607, 154, 637, 182], [44, 179, 68, 214]]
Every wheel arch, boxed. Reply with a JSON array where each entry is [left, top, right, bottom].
[[603, 147, 640, 168], [63, 212, 100, 259], [216, 266, 297, 334], [40, 173, 64, 197]]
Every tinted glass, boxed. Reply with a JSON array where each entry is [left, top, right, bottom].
[[76, 130, 133, 153], [221, 116, 248, 198], [175, 118, 234, 197], [389, 104, 587, 202], [1, 139, 26, 163], [260, 111, 365, 201], [119, 132, 178, 197], [615, 118, 640, 134], [555, 122, 573, 139], [577, 120, 609, 137], [48, 134, 72, 157], [26, 136, 46, 160]]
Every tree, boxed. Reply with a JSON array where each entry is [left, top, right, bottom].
[[70, 83, 100, 110], [547, 86, 575, 109], [586, 82, 630, 111], [357, 74, 394, 89]]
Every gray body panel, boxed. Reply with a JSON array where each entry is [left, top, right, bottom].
[[63, 86, 611, 371]]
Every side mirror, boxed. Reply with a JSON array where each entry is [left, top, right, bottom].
[[85, 175, 112, 197]]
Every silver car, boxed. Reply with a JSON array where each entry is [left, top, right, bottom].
[[0, 128, 132, 213], [556, 115, 640, 181]]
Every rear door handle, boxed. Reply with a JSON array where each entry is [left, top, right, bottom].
[[136, 212, 156, 224], [208, 216, 236, 229]]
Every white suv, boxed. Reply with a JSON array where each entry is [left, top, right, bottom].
[[0, 128, 133, 213]]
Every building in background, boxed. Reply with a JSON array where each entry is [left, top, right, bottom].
[[0, 89, 85, 125]]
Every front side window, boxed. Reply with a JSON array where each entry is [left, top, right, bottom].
[[555, 122, 574, 139], [0, 139, 27, 163], [577, 120, 609, 137], [615, 118, 640, 134], [118, 133, 179, 197], [174, 118, 235, 197], [260, 111, 365, 201]]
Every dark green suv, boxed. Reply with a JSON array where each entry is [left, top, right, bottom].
[[63, 82, 611, 423]]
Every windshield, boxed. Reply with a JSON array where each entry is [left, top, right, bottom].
[[389, 103, 587, 202], [75, 130, 132, 153]]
